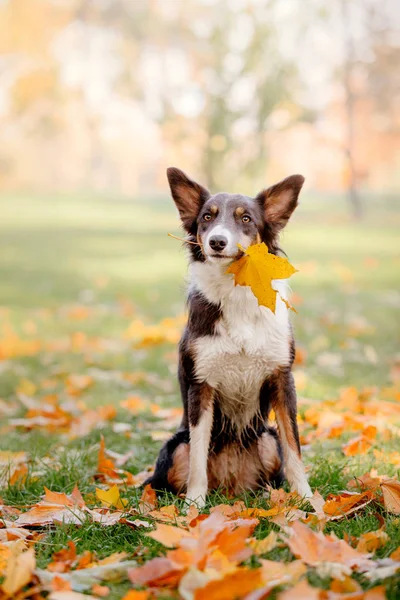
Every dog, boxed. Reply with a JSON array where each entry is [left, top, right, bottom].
[[147, 167, 312, 507]]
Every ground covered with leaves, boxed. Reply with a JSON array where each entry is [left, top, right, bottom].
[[0, 193, 399, 599]]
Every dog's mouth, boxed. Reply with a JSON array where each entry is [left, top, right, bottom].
[[209, 254, 235, 259], [207, 251, 244, 263]]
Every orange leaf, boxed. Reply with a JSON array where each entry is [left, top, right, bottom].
[[120, 396, 148, 414], [122, 591, 150, 600], [323, 490, 374, 518], [390, 546, 400, 561], [148, 523, 191, 548], [277, 579, 321, 600], [51, 575, 72, 591], [91, 583, 110, 597], [9, 464, 28, 486], [195, 567, 262, 600], [14, 486, 87, 526], [348, 470, 383, 492], [342, 435, 374, 456], [139, 484, 157, 514], [48, 541, 77, 572], [356, 528, 388, 553], [287, 521, 373, 569], [330, 575, 361, 593], [1, 545, 35, 596], [213, 519, 258, 563], [128, 557, 185, 587], [97, 436, 116, 475], [381, 479, 400, 514]]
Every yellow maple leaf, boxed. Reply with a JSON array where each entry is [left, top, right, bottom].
[[226, 243, 298, 313], [95, 485, 128, 510]]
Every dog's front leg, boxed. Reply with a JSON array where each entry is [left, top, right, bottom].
[[185, 382, 214, 508], [270, 370, 312, 498]]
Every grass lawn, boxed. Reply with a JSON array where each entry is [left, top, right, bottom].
[[0, 191, 399, 599]]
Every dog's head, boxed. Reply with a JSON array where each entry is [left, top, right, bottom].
[[167, 167, 304, 264]]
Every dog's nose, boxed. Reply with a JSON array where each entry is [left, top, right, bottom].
[[209, 235, 228, 252]]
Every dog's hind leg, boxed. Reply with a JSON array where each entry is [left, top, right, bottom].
[[145, 429, 189, 494], [271, 370, 312, 498], [257, 427, 285, 488]]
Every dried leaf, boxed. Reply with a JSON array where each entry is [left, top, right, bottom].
[[323, 490, 374, 519], [128, 556, 185, 587], [1, 544, 35, 596], [95, 485, 128, 510], [250, 531, 279, 555], [121, 592, 151, 600], [195, 567, 262, 600], [381, 479, 400, 514], [287, 521, 374, 569], [139, 484, 157, 514], [226, 243, 297, 313], [355, 529, 388, 553], [14, 486, 88, 526], [148, 523, 191, 548], [277, 579, 321, 600]]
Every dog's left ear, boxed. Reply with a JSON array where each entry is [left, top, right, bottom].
[[256, 174, 305, 229]]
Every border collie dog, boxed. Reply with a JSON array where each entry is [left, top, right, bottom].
[[147, 167, 312, 507]]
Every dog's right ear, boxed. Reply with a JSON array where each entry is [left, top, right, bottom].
[[167, 167, 210, 232]]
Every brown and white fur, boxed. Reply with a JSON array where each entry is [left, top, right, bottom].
[[146, 167, 312, 507]]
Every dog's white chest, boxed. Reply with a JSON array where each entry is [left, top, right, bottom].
[[190, 262, 291, 424]]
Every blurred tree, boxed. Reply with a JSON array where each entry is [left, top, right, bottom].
[[313, 0, 400, 217], [96, 0, 298, 191], [0, 0, 70, 116], [340, 0, 362, 218]]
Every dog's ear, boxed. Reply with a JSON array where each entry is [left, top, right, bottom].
[[256, 174, 304, 230], [167, 167, 210, 231]]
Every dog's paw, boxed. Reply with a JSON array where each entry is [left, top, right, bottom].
[[184, 487, 207, 512], [292, 481, 313, 499]]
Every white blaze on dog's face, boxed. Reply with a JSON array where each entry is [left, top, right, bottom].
[[197, 195, 263, 264], [166, 167, 305, 263]]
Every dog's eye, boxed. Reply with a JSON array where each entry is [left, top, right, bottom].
[[203, 213, 212, 221], [242, 215, 251, 223]]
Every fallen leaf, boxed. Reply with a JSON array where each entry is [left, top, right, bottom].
[[14, 486, 88, 526], [96, 436, 136, 486], [95, 485, 128, 510], [277, 578, 321, 600], [129, 556, 185, 587], [195, 567, 262, 600], [1, 544, 35, 596], [91, 583, 110, 596], [48, 541, 77, 572], [286, 521, 374, 570], [355, 529, 388, 553], [120, 396, 148, 414], [148, 523, 191, 548], [250, 531, 279, 555], [139, 484, 157, 514], [121, 592, 150, 600], [226, 243, 297, 313], [323, 490, 374, 519], [342, 434, 374, 456], [390, 546, 400, 560], [49, 592, 97, 600], [381, 480, 400, 514], [51, 575, 73, 591], [329, 574, 361, 593]]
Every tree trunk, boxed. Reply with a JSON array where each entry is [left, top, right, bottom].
[[341, 0, 363, 219]]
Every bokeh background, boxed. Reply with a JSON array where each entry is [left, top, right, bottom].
[[1, 0, 399, 405]]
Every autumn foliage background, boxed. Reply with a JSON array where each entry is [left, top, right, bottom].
[[0, 1, 400, 599]]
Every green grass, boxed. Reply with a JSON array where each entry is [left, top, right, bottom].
[[0, 191, 399, 598]]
